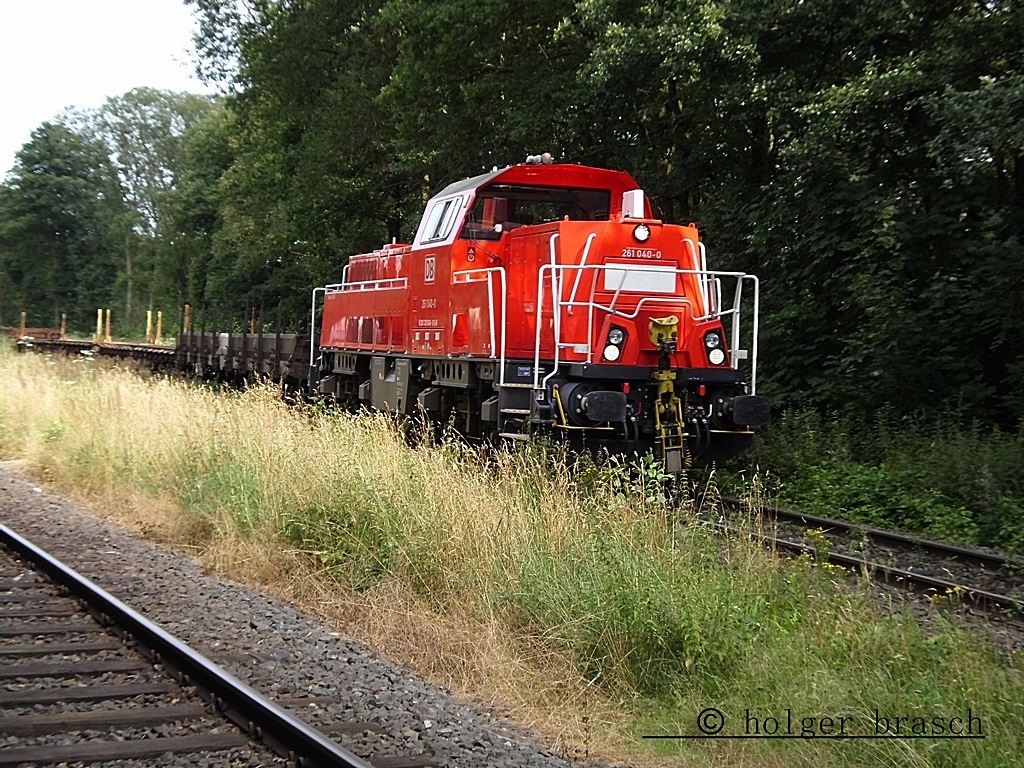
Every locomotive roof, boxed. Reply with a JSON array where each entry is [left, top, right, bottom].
[[432, 163, 641, 200]]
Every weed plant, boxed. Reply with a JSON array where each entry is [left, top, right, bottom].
[[0, 343, 1021, 767], [726, 409, 1024, 554]]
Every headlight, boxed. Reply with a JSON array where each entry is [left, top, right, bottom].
[[603, 344, 621, 361], [704, 331, 722, 349], [633, 224, 651, 242], [709, 348, 725, 365], [607, 327, 626, 346]]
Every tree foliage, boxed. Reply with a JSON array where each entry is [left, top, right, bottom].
[[2, 0, 1022, 429], [748, 0, 1024, 426], [86, 88, 216, 327], [0, 123, 125, 330]]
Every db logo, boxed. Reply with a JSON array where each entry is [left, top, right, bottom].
[[424, 256, 436, 284]]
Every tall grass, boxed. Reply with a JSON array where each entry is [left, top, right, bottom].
[[1, 342, 1021, 767], [732, 409, 1024, 553]]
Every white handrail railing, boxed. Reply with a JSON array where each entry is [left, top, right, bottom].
[[530, 261, 761, 394], [311, 250, 761, 397], [566, 232, 598, 315], [452, 267, 508, 384], [325, 276, 408, 292], [308, 286, 326, 384]]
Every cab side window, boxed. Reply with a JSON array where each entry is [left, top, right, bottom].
[[420, 197, 463, 244]]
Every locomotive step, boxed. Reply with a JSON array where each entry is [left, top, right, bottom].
[[500, 408, 531, 415], [498, 433, 531, 441]]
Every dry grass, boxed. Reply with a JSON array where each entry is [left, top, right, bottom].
[[0, 347, 639, 763], [2, 343, 1022, 768], [90, 494, 635, 764]]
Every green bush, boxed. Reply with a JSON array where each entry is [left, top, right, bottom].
[[730, 409, 1024, 553]]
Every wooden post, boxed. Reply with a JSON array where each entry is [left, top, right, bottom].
[[257, 303, 264, 377], [274, 302, 283, 379], [184, 304, 191, 334], [20, 311, 26, 339], [104, 309, 111, 343], [146, 310, 153, 344], [60, 314, 67, 340], [240, 308, 248, 375], [226, 315, 233, 377], [95, 309, 103, 342], [155, 311, 163, 345]]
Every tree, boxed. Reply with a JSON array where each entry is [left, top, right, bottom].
[[749, 0, 1024, 425], [0, 122, 125, 331], [83, 88, 216, 330], [186, 0, 422, 322], [376, 0, 585, 181], [181, 0, 1024, 427], [560, 0, 1024, 426], [162, 104, 236, 317]]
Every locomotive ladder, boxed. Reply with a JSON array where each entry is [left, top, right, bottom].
[[497, 383, 535, 441]]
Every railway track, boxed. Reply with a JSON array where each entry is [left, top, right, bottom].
[[0, 523, 393, 767], [716, 497, 1024, 620], [17, 337, 178, 368], [20, 329, 313, 386]]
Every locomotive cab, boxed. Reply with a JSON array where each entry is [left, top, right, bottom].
[[315, 159, 769, 470]]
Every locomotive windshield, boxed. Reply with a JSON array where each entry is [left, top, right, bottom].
[[461, 184, 611, 240]]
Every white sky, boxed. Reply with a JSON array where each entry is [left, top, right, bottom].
[[0, 0, 218, 176]]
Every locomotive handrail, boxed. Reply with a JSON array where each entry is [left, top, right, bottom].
[[325, 276, 408, 292], [452, 266, 508, 384], [309, 286, 326, 385], [740, 274, 761, 393], [535, 235, 565, 390], [682, 238, 715, 315], [566, 232, 599, 315], [603, 264, 632, 315], [547, 263, 754, 321], [579, 294, 700, 322], [532, 261, 761, 393]]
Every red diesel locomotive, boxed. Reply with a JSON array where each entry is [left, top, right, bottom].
[[311, 157, 770, 470]]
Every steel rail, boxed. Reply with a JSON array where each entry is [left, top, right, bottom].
[[0, 524, 375, 768], [721, 495, 1024, 573], [765, 534, 1024, 617]]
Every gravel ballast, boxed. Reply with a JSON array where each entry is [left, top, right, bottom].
[[0, 466, 616, 768]]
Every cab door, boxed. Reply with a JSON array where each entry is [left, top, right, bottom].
[[507, 228, 555, 357], [411, 250, 447, 355]]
